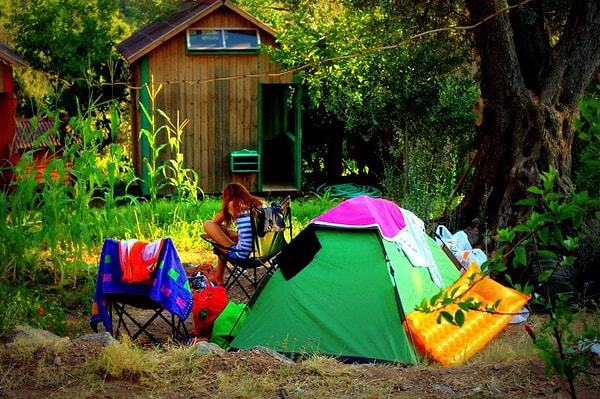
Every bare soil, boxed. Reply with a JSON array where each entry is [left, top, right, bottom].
[[1, 251, 599, 398], [2, 323, 599, 399]]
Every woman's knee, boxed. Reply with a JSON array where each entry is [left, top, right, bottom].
[[204, 221, 221, 236]]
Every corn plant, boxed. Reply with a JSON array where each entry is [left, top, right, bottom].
[[138, 78, 170, 210], [138, 78, 203, 211], [162, 110, 203, 202], [0, 159, 40, 282]]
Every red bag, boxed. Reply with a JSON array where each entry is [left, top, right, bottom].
[[192, 269, 229, 338]]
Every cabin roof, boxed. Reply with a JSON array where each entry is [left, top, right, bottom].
[[117, 0, 277, 63], [14, 118, 61, 151], [0, 41, 26, 67]]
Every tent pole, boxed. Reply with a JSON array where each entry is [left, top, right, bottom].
[[431, 229, 464, 271]]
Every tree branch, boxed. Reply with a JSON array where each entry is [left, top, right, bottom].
[[541, 0, 600, 106], [465, 0, 532, 99], [508, 0, 549, 95]]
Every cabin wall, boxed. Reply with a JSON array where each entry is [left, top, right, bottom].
[[0, 63, 16, 178], [9, 151, 71, 185], [131, 8, 293, 194]]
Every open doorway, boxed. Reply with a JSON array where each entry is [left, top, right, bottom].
[[259, 83, 301, 192]]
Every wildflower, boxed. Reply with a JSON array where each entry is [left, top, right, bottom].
[[37, 307, 45, 315], [524, 324, 536, 343]]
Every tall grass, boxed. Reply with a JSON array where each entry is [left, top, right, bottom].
[[0, 98, 338, 335]]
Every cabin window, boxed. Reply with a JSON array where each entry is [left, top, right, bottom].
[[187, 28, 260, 51]]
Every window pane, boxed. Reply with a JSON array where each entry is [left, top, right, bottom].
[[188, 29, 223, 49], [224, 30, 259, 49]]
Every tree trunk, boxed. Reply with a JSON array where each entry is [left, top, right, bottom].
[[456, 0, 600, 235]]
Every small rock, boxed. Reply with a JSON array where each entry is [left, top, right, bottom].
[[432, 383, 455, 395], [1, 327, 65, 345], [77, 332, 115, 346], [193, 341, 225, 355]]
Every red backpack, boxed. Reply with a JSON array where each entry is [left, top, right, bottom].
[[190, 268, 229, 339]]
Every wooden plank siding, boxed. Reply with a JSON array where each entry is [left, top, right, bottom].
[[127, 5, 293, 194], [0, 42, 27, 184]]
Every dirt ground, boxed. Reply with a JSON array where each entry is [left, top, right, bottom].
[[2, 322, 600, 399], [2, 252, 600, 398]]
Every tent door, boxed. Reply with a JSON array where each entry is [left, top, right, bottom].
[[259, 83, 301, 192]]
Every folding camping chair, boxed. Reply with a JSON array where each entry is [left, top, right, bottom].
[[202, 196, 292, 300], [106, 294, 189, 343], [90, 238, 193, 344]]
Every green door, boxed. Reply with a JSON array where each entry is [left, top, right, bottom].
[[259, 83, 302, 191]]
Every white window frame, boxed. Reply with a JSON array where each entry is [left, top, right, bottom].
[[186, 28, 261, 51]]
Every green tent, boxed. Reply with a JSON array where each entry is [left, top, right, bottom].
[[230, 197, 461, 363]]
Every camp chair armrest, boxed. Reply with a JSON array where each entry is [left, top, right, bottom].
[[201, 233, 248, 256]]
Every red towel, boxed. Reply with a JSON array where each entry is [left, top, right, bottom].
[[118, 239, 164, 283]]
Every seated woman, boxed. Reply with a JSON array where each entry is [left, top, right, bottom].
[[203, 183, 265, 285]]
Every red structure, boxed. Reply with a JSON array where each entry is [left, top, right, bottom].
[[0, 41, 26, 185], [9, 117, 71, 185]]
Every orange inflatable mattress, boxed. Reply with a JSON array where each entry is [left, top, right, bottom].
[[405, 263, 530, 366]]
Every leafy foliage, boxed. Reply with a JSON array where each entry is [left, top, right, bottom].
[[494, 166, 598, 399], [5, 0, 129, 116], [244, 0, 478, 204], [574, 90, 600, 198], [0, 283, 67, 335], [119, 0, 181, 28]]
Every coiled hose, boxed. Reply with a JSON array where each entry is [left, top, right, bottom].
[[315, 183, 383, 199]]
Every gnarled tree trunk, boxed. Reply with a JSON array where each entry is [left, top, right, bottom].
[[456, 0, 600, 235]]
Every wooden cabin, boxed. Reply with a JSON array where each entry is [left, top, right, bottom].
[[0, 41, 27, 185], [9, 118, 72, 186], [118, 0, 302, 195]]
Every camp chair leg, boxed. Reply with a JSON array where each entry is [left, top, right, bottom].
[[109, 300, 162, 342], [224, 258, 279, 301], [224, 265, 253, 300], [171, 313, 190, 342], [108, 299, 189, 344]]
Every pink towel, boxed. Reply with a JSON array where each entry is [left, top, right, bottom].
[[311, 196, 406, 240]]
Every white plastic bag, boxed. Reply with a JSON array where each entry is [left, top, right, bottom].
[[435, 225, 487, 273]]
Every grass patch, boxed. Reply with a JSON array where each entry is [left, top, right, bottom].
[[90, 335, 158, 379]]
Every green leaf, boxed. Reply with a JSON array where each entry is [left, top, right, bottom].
[[438, 311, 454, 325], [513, 224, 532, 233], [454, 310, 465, 327], [536, 226, 549, 245], [562, 236, 579, 251], [516, 198, 537, 206], [538, 270, 554, 282], [514, 246, 527, 266], [527, 186, 544, 195]]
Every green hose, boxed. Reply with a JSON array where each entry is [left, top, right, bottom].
[[315, 183, 383, 199]]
